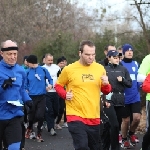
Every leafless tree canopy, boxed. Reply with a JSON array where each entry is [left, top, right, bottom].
[[0, 0, 94, 44]]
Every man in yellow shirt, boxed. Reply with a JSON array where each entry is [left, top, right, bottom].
[[55, 40, 111, 150]]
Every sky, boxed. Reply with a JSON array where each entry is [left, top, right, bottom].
[[75, 0, 128, 12], [87, 0, 126, 9]]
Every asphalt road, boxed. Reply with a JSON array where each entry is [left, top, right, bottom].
[[25, 127, 143, 150], [25, 128, 74, 150]]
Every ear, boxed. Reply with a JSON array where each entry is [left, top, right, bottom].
[[104, 50, 107, 56], [1, 51, 3, 57], [79, 51, 81, 57]]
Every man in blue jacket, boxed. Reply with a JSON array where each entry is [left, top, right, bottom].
[[121, 44, 141, 148], [0, 40, 32, 150], [25, 55, 53, 142]]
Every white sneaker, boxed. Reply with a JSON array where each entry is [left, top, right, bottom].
[[29, 132, 36, 139], [50, 128, 57, 136], [34, 122, 38, 128], [43, 121, 47, 130], [24, 123, 28, 129], [62, 122, 68, 128], [55, 124, 62, 130], [119, 134, 122, 144]]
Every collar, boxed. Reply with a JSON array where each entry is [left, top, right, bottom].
[[122, 58, 133, 63], [108, 63, 118, 68], [104, 58, 109, 66], [1, 60, 16, 69]]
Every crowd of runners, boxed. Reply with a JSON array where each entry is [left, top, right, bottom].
[[0, 40, 150, 150]]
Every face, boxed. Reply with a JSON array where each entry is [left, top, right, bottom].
[[124, 50, 133, 58], [108, 56, 119, 64], [104, 46, 116, 56], [79, 45, 96, 66], [44, 55, 53, 65], [42, 58, 45, 64], [118, 49, 122, 54], [24, 59, 28, 66], [58, 61, 65, 69], [1, 50, 18, 65], [63, 60, 67, 66], [108, 46, 116, 51], [27, 62, 34, 68]]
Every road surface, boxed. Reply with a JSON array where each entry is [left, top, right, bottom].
[[25, 127, 143, 150]]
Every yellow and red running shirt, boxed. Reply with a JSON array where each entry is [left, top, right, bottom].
[[55, 61, 111, 125]]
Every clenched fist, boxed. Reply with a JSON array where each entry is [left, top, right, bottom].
[[66, 90, 73, 100], [117, 76, 123, 82], [101, 75, 109, 85]]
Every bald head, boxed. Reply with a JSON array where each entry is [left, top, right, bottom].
[[1, 40, 18, 66], [1, 40, 17, 48], [1, 40, 18, 52]]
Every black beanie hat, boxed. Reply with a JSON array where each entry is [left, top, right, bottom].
[[61, 56, 67, 61], [26, 55, 38, 64], [23, 56, 28, 61], [57, 57, 64, 64]]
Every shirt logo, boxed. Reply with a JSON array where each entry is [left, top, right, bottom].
[[132, 67, 135, 72], [129, 48, 132, 50], [82, 74, 94, 82]]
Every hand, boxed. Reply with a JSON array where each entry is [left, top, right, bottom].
[[46, 84, 53, 91], [66, 90, 73, 100], [101, 75, 109, 85], [1, 77, 14, 90], [25, 100, 33, 109], [104, 102, 111, 108], [117, 76, 123, 82]]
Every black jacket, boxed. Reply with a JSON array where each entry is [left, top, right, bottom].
[[105, 64, 132, 106]]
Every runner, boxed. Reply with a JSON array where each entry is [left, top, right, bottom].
[[55, 40, 111, 150]]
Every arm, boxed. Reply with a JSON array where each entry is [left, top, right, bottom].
[[24, 71, 29, 91], [57, 69, 61, 77], [0, 77, 6, 93], [100, 69, 112, 95], [137, 62, 142, 89], [121, 68, 132, 88], [20, 71, 31, 103], [101, 84, 112, 95], [55, 84, 66, 99], [44, 68, 53, 85], [55, 68, 68, 99], [142, 74, 150, 93]]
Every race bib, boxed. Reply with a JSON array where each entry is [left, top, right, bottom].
[[130, 74, 136, 80]]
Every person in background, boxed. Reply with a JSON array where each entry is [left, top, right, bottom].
[[117, 47, 123, 62], [61, 56, 67, 66], [56, 57, 68, 128], [25, 55, 53, 142], [141, 74, 150, 150], [137, 53, 150, 150], [42, 54, 60, 135], [104, 50, 132, 150], [121, 44, 141, 148], [99, 45, 116, 66], [99, 45, 119, 150], [55, 40, 111, 150], [40, 55, 45, 66], [55, 57, 66, 129], [22, 56, 28, 70], [0, 40, 32, 150]]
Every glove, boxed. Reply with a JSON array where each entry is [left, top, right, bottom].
[[25, 100, 33, 109], [1, 77, 14, 90]]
